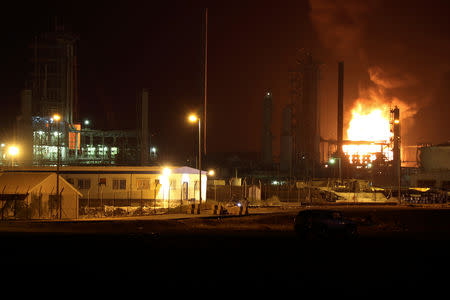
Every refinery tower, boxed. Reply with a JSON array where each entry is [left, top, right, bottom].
[[11, 25, 151, 167]]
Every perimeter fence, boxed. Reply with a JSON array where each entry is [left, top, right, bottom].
[[0, 180, 448, 220]]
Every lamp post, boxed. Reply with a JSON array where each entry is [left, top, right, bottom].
[[188, 114, 202, 214], [53, 114, 62, 219], [329, 157, 342, 184]]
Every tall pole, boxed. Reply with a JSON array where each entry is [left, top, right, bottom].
[[57, 120, 61, 219], [337, 62, 344, 155], [338, 157, 342, 184], [203, 8, 208, 155], [392, 106, 401, 204], [197, 118, 202, 214]]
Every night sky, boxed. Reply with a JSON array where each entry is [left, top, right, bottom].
[[0, 0, 449, 165]]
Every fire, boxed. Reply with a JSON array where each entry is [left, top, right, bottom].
[[337, 66, 417, 166], [343, 101, 393, 164], [347, 103, 391, 142]]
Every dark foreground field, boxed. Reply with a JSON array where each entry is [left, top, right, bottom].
[[1, 207, 450, 294]]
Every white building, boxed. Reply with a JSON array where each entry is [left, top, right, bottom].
[[2, 166, 207, 209]]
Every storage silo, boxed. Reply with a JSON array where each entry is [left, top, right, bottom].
[[280, 105, 293, 172]]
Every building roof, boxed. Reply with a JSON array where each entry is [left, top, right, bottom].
[[0, 166, 207, 175], [0, 172, 82, 196]]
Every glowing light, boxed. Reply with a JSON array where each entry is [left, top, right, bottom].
[[84, 120, 90, 125], [163, 167, 171, 176], [347, 105, 390, 142], [394, 119, 400, 124], [159, 167, 172, 201], [188, 114, 198, 123], [329, 158, 336, 164], [208, 170, 215, 176], [8, 146, 19, 156], [53, 114, 61, 122], [344, 101, 392, 164], [151, 147, 156, 153]]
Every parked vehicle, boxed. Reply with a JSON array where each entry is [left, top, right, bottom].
[[294, 209, 357, 240]]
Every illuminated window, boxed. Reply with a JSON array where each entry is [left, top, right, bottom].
[[78, 179, 91, 190], [137, 179, 150, 190], [170, 179, 177, 190], [113, 179, 126, 190]]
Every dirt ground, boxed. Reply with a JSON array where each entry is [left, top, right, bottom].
[[1, 205, 450, 239], [1, 205, 450, 293]]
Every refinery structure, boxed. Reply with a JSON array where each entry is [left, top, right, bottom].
[[0, 22, 448, 222], [0, 25, 447, 194], [1, 26, 153, 167], [261, 50, 407, 187]]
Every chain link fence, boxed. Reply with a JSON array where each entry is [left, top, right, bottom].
[[1, 180, 448, 220]]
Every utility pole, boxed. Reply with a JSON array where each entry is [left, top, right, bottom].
[[53, 114, 62, 219], [197, 117, 202, 214]]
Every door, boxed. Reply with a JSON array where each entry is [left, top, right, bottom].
[[182, 182, 188, 201]]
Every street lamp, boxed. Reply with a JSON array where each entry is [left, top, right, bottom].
[[151, 147, 157, 159], [8, 145, 19, 167], [53, 114, 62, 219], [329, 157, 342, 183], [188, 113, 202, 214]]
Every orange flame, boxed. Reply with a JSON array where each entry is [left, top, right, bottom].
[[343, 100, 392, 164], [347, 102, 391, 142], [338, 67, 417, 166]]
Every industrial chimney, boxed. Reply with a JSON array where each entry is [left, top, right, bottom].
[[261, 91, 273, 166], [337, 61, 344, 155], [280, 105, 293, 172], [392, 106, 401, 188]]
